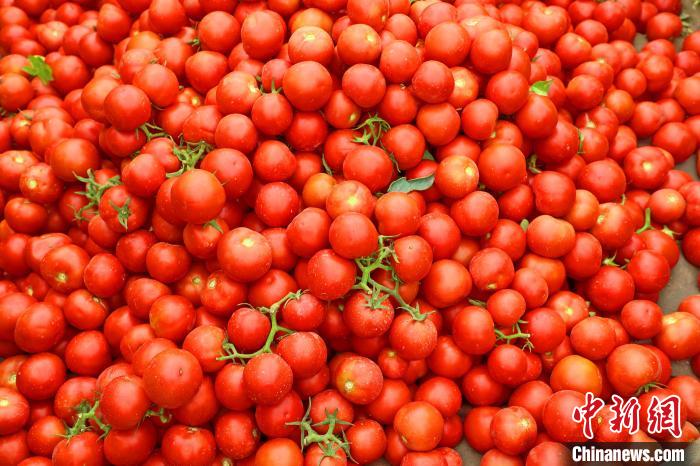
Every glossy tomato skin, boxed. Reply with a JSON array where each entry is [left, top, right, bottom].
[[1, 1, 700, 463], [142, 348, 203, 409], [161, 425, 216, 466], [52, 431, 105, 466], [393, 401, 444, 452]]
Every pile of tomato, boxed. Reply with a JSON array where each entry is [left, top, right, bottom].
[[0, 0, 700, 464]]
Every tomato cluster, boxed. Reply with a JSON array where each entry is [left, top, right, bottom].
[[0, 0, 700, 464]]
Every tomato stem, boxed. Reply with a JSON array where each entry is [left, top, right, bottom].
[[203, 219, 223, 233], [138, 122, 169, 142], [636, 208, 654, 234], [635, 381, 666, 396], [63, 399, 111, 439], [352, 114, 391, 147], [167, 140, 212, 178], [602, 253, 627, 269], [73, 169, 122, 222], [527, 154, 541, 174], [218, 290, 304, 361], [494, 326, 533, 351], [661, 225, 677, 238], [352, 236, 428, 321], [286, 402, 353, 460], [144, 406, 172, 424], [110, 197, 132, 231]]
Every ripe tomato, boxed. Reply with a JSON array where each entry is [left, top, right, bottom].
[[143, 348, 203, 409], [393, 401, 444, 452]]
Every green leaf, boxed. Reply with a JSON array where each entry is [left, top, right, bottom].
[[22, 55, 53, 86], [422, 150, 435, 161], [529, 79, 552, 96], [387, 174, 435, 193]]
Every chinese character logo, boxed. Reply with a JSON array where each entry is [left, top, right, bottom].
[[647, 394, 682, 439], [572, 392, 605, 440], [572, 392, 683, 440]]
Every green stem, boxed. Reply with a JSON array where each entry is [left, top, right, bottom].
[[494, 329, 531, 341], [64, 399, 110, 439], [73, 170, 121, 222], [167, 140, 212, 178], [352, 114, 391, 147], [217, 290, 303, 361], [144, 406, 171, 424], [636, 208, 653, 234], [138, 123, 169, 142], [352, 236, 427, 321], [287, 403, 353, 459], [602, 254, 620, 267], [661, 225, 677, 238], [527, 154, 541, 174]]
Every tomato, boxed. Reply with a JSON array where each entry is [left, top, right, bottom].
[[52, 431, 105, 466], [254, 438, 303, 466], [422, 259, 472, 308], [104, 84, 151, 131], [550, 354, 603, 395], [340, 419, 383, 463], [26, 415, 65, 457], [307, 249, 356, 301], [569, 316, 616, 360], [393, 401, 444, 452], [143, 348, 203, 409], [217, 227, 272, 283], [145, 242, 191, 284], [99, 375, 150, 430], [620, 299, 663, 339], [215, 411, 260, 460], [65, 330, 112, 376], [451, 306, 494, 356], [0, 387, 28, 435], [526, 441, 573, 466], [170, 169, 226, 224], [606, 344, 661, 396], [490, 406, 537, 455], [13, 302, 65, 353], [668, 376, 700, 424], [653, 312, 700, 360], [487, 345, 527, 387], [244, 353, 293, 406], [386, 312, 435, 361], [150, 295, 196, 342], [213, 363, 252, 411], [103, 421, 157, 465], [334, 355, 383, 405], [161, 425, 216, 466], [255, 389, 304, 439]]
